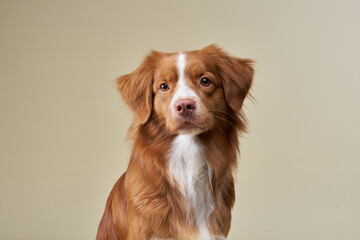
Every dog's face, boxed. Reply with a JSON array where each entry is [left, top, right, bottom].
[[152, 52, 226, 134], [118, 45, 253, 135]]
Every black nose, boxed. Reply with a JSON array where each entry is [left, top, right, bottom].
[[175, 99, 196, 116]]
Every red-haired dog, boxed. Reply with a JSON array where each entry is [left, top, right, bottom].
[[96, 45, 254, 240]]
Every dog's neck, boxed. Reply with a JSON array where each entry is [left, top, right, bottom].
[[132, 111, 242, 176]]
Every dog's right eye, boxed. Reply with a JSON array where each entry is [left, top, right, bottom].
[[200, 77, 211, 87], [160, 83, 170, 92]]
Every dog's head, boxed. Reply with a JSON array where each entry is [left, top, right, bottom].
[[117, 45, 254, 135]]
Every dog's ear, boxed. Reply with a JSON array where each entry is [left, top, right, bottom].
[[201, 45, 254, 112], [117, 51, 160, 124]]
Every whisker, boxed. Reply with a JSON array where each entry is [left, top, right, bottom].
[[213, 115, 234, 127], [210, 108, 238, 121]]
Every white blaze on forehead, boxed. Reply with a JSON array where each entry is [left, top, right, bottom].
[[177, 53, 186, 83], [170, 53, 199, 110]]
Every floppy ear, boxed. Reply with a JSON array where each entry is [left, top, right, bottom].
[[117, 52, 160, 124], [201, 45, 254, 112]]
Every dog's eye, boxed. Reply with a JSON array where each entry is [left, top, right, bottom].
[[160, 83, 170, 92], [200, 77, 211, 87]]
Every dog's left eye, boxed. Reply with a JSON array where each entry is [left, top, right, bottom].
[[200, 77, 211, 87]]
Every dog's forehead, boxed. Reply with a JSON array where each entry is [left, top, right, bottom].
[[154, 52, 208, 79]]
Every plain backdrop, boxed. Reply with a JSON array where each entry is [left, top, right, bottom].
[[1, 0, 359, 239]]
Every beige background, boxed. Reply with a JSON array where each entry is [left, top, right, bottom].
[[1, 0, 359, 239]]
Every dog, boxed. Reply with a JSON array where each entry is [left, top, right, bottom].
[[96, 45, 254, 240]]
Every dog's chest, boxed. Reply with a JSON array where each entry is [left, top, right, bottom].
[[168, 135, 214, 239]]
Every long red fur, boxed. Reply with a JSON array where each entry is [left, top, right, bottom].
[[96, 45, 254, 240]]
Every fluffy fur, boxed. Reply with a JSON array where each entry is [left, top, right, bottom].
[[96, 45, 254, 240]]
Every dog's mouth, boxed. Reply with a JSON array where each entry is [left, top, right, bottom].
[[174, 118, 210, 135], [178, 121, 197, 131], [165, 108, 214, 135]]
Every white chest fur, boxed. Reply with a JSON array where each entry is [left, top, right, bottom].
[[168, 135, 215, 240]]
